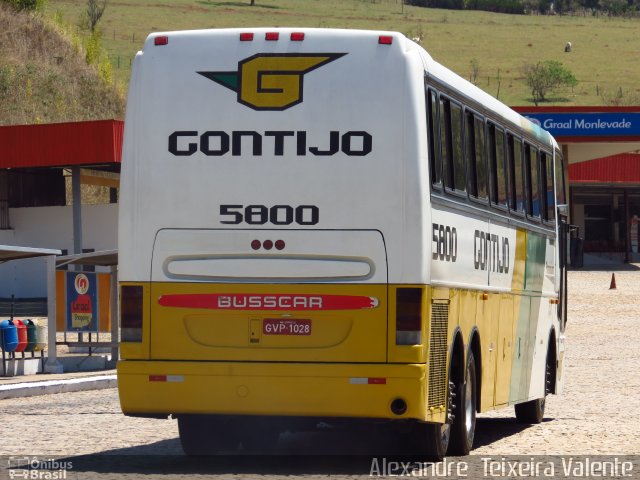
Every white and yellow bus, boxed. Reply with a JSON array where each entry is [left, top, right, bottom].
[[117, 28, 568, 458]]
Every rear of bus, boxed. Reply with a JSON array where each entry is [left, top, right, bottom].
[[117, 29, 435, 437]]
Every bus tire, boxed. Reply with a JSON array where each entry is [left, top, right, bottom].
[[448, 350, 477, 455], [514, 397, 545, 424], [408, 420, 450, 461], [515, 352, 552, 424], [240, 418, 280, 453], [178, 415, 238, 455]]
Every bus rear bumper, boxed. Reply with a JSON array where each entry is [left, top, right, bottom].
[[117, 360, 434, 421]]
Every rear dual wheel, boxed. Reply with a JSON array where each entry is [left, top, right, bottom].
[[409, 350, 477, 460], [178, 415, 239, 456], [448, 350, 477, 455]]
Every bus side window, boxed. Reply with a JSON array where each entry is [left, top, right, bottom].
[[474, 116, 488, 200], [427, 89, 441, 188], [507, 133, 524, 213], [554, 149, 566, 206], [450, 101, 465, 193], [542, 151, 555, 222], [489, 123, 507, 208], [525, 143, 541, 218], [465, 112, 477, 197], [440, 97, 452, 189]]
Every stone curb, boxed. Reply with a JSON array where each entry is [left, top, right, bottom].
[[0, 375, 117, 400]]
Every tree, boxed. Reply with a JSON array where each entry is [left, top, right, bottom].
[[85, 0, 107, 33], [3, 0, 45, 11], [522, 60, 577, 105]]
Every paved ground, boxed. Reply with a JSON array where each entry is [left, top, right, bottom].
[[0, 268, 638, 478]]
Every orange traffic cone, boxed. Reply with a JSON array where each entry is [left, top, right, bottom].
[[609, 273, 617, 290]]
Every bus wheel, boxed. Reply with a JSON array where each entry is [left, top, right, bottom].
[[515, 353, 552, 424], [448, 351, 477, 455], [240, 418, 280, 453], [514, 395, 545, 424], [408, 418, 451, 460], [178, 415, 239, 455]]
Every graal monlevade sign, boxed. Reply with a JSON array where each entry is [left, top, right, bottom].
[[523, 113, 640, 137]]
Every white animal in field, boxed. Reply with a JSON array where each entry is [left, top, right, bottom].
[[564, 41, 572, 52]]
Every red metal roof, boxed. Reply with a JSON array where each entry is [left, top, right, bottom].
[[569, 153, 640, 184], [0, 120, 123, 168]]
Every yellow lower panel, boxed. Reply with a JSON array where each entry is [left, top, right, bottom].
[[117, 360, 433, 421]]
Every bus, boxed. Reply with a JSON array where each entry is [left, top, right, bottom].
[[117, 28, 568, 458]]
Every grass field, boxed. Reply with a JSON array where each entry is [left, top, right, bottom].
[[45, 0, 640, 106]]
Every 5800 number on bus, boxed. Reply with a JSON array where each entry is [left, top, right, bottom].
[[220, 204, 319, 225]]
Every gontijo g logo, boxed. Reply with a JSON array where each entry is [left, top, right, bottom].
[[198, 53, 346, 111]]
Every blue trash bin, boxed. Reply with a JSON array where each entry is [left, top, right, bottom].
[[0, 319, 19, 352]]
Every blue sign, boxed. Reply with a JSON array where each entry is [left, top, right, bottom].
[[521, 112, 640, 137], [65, 271, 99, 332]]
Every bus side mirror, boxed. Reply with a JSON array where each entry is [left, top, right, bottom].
[[557, 204, 568, 216]]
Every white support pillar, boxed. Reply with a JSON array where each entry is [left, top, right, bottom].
[[44, 255, 63, 373], [72, 166, 83, 257], [72, 167, 83, 343]]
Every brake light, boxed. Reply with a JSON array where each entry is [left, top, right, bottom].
[[121, 285, 143, 342], [240, 32, 254, 41], [378, 35, 393, 45], [154, 36, 169, 46], [396, 288, 423, 345], [265, 32, 279, 41]]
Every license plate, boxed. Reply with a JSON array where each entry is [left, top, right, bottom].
[[263, 319, 311, 336]]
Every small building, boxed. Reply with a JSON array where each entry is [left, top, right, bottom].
[[0, 120, 122, 315]]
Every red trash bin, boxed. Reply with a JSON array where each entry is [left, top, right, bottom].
[[14, 319, 28, 353]]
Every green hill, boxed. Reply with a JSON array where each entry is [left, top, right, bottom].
[[0, 2, 124, 126], [45, 0, 640, 107]]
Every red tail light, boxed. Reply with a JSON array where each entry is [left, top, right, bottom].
[[290, 32, 305, 41], [240, 32, 254, 41], [154, 36, 169, 46], [396, 288, 423, 345], [378, 35, 393, 45], [121, 285, 143, 342], [265, 32, 279, 41]]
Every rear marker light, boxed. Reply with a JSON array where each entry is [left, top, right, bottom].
[[240, 33, 254, 41], [265, 32, 279, 41], [149, 375, 184, 383], [275, 240, 285, 250], [290, 32, 305, 41], [349, 377, 387, 385], [251, 240, 261, 250], [378, 35, 393, 45], [263, 240, 274, 250], [154, 36, 169, 46]]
